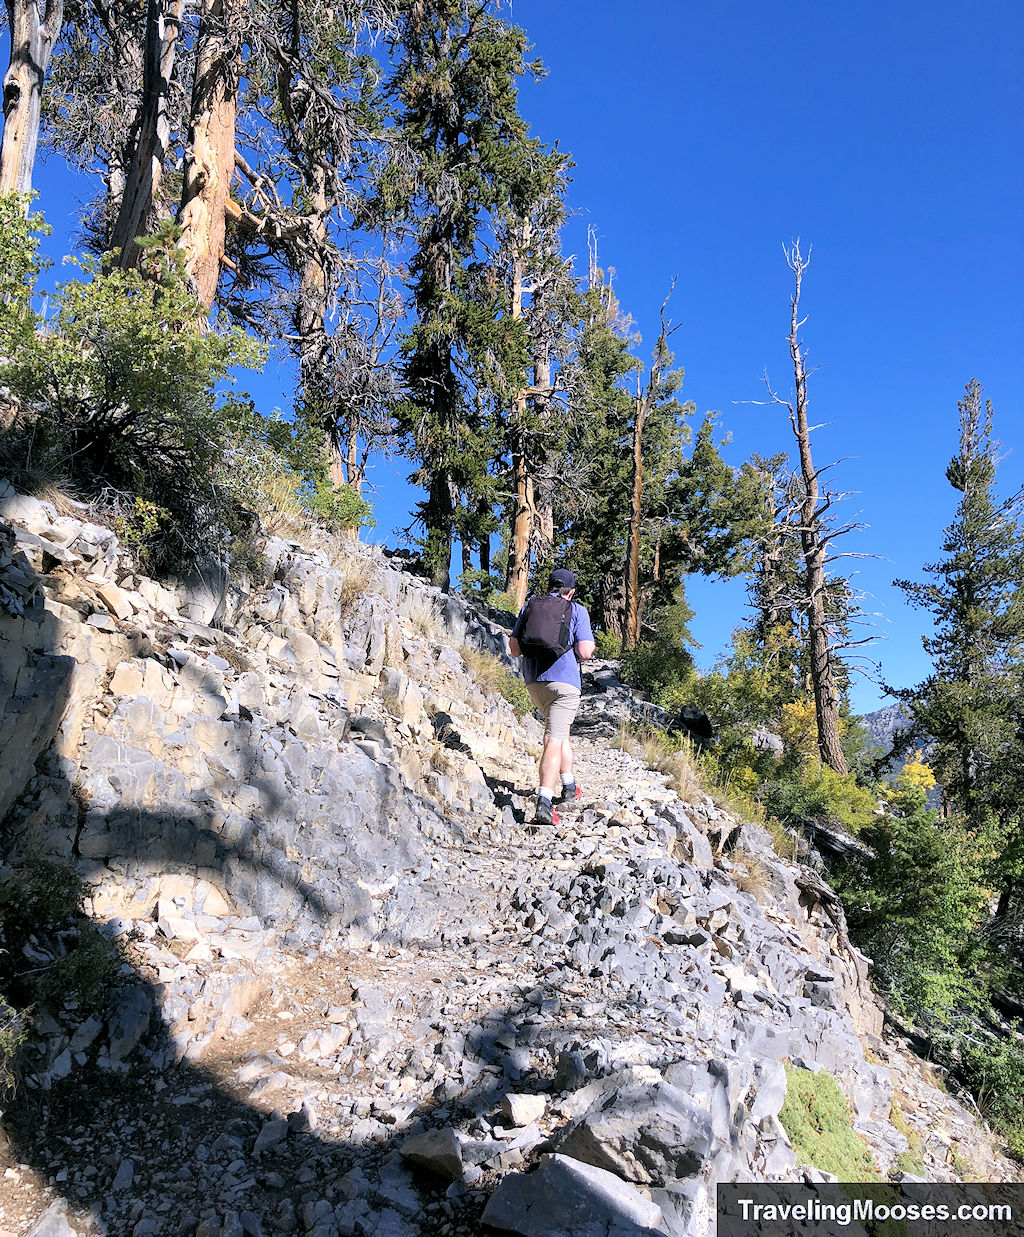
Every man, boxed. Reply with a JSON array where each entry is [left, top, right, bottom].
[[509, 567, 596, 825]]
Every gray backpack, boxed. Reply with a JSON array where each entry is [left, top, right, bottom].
[[518, 594, 573, 664]]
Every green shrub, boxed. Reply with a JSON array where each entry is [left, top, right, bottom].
[[0, 857, 83, 928], [951, 1037, 1024, 1148], [32, 920, 124, 1012], [218, 405, 307, 535], [892, 1149, 925, 1177], [489, 591, 519, 615], [833, 778, 987, 1020], [760, 761, 879, 834], [0, 858, 127, 1035], [0, 996, 28, 1099], [618, 595, 698, 707], [306, 478, 376, 534], [0, 193, 50, 357], [593, 629, 621, 658], [0, 216, 266, 569], [779, 1066, 881, 1181], [619, 638, 695, 706], [457, 569, 508, 606]]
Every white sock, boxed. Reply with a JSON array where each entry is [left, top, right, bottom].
[[560, 773, 575, 786], [538, 787, 554, 802]]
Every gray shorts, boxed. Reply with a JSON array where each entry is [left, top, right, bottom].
[[526, 681, 582, 741]]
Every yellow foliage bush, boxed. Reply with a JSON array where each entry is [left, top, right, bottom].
[[900, 751, 936, 792], [779, 698, 819, 761]]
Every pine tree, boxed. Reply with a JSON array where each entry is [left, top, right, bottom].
[[895, 379, 1024, 918], [498, 146, 575, 608], [554, 241, 641, 633], [386, 0, 540, 589]]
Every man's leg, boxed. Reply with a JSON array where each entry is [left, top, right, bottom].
[[526, 682, 557, 803], [544, 685, 582, 810], [539, 735, 563, 795]]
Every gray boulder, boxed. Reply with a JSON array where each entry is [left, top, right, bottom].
[[554, 1079, 713, 1186], [106, 986, 153, 1062], [481, 1153, 665, 1236], [400, 1127, 464, 1181], [26, 1200, 78, 1237]]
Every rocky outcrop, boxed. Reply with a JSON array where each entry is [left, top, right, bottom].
[[0, 482, 1016, 1237]]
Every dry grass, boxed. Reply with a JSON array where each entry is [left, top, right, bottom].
[[763, 815, 801, 861], [462, 646, 505, 693], [462, 646, 533, 715], [731, 848, 768, 899], [613, 721, 803, 863], [37, 480, 89, 519], [214, 639, 252, 674], [430, 745, 461, 776], [338, 557, 373, 618], [614, 723, 703, 801], [405, 593, 444, 640], [254, 471, 307, 538]]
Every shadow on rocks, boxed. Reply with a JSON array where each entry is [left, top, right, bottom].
[[4, 969, 577, 1237], [0, 538, 559, 1237]]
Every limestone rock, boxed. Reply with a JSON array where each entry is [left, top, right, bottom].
[[400, 1128, 465, 1181], [26, 1199, 79, 1237], [501, 1093, 547, 1127], [481, 1153, 665, 1236], [554, 1079, 713, 1186]]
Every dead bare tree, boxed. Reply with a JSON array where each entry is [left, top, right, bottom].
[[501, 157, 573, 609], [107, 0, 186, 266], [623, 283, 678, 650], [0, 0, 65, 196], [762, 243, 850, 774]]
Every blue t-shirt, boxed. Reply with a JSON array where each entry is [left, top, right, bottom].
[[511, 594, 595, 688]]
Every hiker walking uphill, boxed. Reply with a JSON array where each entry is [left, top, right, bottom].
[[509, 568, 596, 825]]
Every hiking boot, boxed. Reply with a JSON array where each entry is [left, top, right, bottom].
[[533, 797, 558, 827], [555, 781, 581, 804]]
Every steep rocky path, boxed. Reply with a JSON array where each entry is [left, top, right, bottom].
[[0, 489, 1017, 1237], [5, 721, 1015, 1237]]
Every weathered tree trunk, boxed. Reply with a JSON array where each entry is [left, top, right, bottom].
[[505, 224, 534, 609], [532, 348, 555, 549], [0, 0, 64, 198], [623, 294, 673, 650], [424, 469, 454, 590], [507, 428, 533, 609], [344, 428, 364, 493], [178, 0, 242, 309], [478, 533, 490, 577], [786, 250, 848, 775], [288, 169, 336, 479], [600, 570, 626, 639], [995, 877, 1014, 923], [109, 0, 185, 266], [623, 387, 646, 651]]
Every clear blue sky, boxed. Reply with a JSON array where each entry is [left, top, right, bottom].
[[23, 0, 1024, 714], [507, 0, 1024, 712]]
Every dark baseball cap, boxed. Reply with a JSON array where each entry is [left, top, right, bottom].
[[549, 568, 576, 590]]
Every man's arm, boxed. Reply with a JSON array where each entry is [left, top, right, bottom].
[[574, 603, 596, 660], [509, 636, 521, 658]]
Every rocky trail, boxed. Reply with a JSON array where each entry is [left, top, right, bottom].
[[0, 486, 1018, 1237]]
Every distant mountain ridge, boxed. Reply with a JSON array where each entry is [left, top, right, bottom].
[[860, 702, 914, 754]]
